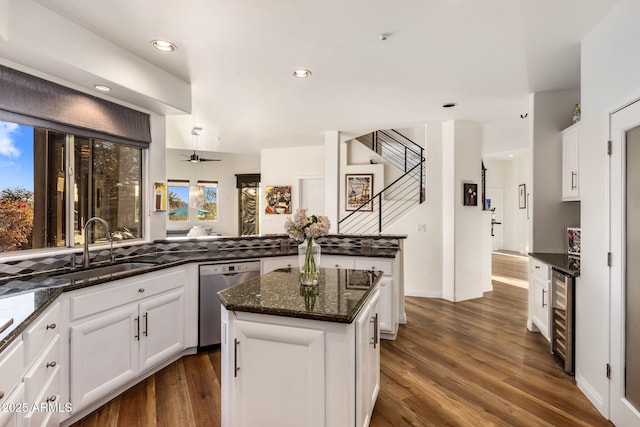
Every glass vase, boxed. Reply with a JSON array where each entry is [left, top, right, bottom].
[[298, 237, 321, 286]]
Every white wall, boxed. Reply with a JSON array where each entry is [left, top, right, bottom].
[[260, 146, 325, 235], [578, 0, 640, 416], [147, 115, 168, 241], [483, 116, 529, 155], [530, 90, 581, 253], [387, 123, 443, 298], [166, 149, 260, 236]]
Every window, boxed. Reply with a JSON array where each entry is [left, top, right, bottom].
[[167, 180, 218, 223], [197, 181, 218, 221], [0, 120, 143, 253], [168, 180, 189, 222]]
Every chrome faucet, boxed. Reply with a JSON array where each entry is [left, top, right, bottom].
[[83, 217, 114, 268]]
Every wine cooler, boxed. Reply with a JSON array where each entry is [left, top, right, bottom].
[[551, 268, 575, 374]]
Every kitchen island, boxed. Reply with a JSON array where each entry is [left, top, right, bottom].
[[218, 267, 382, 427]]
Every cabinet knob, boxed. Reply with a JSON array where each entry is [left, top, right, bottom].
[[335, 264, 339, 268], [138, 288, 145, 293], [287, 264, 292, 268], [0, 391, 4, 399], [46, 361, 57, 368], [46, 323, 56, 330], [46, 395, 57, 403], [535, 266, 540, 269]]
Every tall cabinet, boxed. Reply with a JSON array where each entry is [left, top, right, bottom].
[[562, 123, 581, 201]]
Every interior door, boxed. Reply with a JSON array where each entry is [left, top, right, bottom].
[[299, 177, 324, 214], [610, 100, 640, 426]]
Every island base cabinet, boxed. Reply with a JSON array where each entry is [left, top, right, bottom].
[[221, 287, 380, 427], [229, 321, 326, 427]]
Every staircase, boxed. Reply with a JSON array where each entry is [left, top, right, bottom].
[[338, 129, 425, 234]]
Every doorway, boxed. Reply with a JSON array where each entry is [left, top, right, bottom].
[[610, 99, 640, 426], [298, 177, 324, 214]]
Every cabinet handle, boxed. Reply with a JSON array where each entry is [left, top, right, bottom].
[[571, 171, 577, 190], [46, 323, 56, 330], [286, 264, 291, 268], [46, 395, 57, 403], [542, 289, 547, 308], [234, 338, 240, 378], [46, 361, 57, 368], [134, 316, 140, 340], [143, 312, 148, 337], [138, 288, 145, 293], [370, 313, 379, 349], [535, 265, 540, 269]]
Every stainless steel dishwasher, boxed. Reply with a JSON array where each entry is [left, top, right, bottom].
[[199, 260, 261, 348]]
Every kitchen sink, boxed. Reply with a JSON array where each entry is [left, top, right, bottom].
[[55, 262, 157, 282]]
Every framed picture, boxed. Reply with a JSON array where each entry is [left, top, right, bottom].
[[519, 184, 526, 209], [567, 227, 581, 256], [153, 182, 167, 212], [264, 185, 291, 214], [463, 183, 478, 206], [346, 174, 373, 211]]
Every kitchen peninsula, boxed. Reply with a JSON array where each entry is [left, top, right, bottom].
[[218, 267, 382, 427]]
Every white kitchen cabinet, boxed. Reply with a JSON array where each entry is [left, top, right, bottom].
[[562, 123, 580, 201], [68, 267, 187, 412], [356, 289, 380, 427], [221, 287, 380, 427], [261, 256, 297, 274], [529, 258, 550, 340], [0, 383, 24, 427], [354, 258, 398, 339], [320, 255, 354, 269]]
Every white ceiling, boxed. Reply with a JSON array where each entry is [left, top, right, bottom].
[[11, 0, 620, 152]]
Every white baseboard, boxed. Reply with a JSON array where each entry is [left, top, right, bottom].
[[576, 375, 608, 419]]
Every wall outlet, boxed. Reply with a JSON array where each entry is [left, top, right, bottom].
[[416, 223, 427, 232]]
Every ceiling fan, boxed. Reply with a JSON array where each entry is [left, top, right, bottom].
[[182, 127, 221, 163]]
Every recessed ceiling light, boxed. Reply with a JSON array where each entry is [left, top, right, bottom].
[[293, 69, 312, 78], [94, 84, 111, 92], [151, 40, 177, 52], [442, 103, 457, 108]]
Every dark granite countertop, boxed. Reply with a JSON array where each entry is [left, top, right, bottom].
[[0, 236, 402, 353], [528, 252, 580, 277], [218, 268, 382, 323]]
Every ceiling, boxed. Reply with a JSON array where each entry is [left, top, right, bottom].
[[8, 0, 619, 152]]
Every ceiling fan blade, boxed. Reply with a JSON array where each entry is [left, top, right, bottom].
[[199, 158, 221, 162]]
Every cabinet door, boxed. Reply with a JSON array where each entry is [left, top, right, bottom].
[[139, 289, 185, 372], [562, 125, 580, 201], [69, 305, 138, 411], [356, 289, 380, 427], [0, 383, 24, 427], [377, 276, 394, 334], [231, 320, 325, 427], [531, 276, 550, 340]]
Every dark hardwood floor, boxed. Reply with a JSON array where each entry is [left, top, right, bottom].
[[72, 281, 611, 427]]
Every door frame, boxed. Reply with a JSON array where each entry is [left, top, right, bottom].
[[610, 98, 640, 426]]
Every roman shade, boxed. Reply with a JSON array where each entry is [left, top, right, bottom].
[[0, 64, 151, 146]]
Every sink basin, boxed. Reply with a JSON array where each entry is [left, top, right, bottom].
[[55, 262, 157, 282]]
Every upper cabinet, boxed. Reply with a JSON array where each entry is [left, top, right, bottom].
[[562, 123, 581, 201]]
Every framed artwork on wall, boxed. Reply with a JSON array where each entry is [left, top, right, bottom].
[[264, 185, 292, 214], [346, 174, 373, 211], [463, 183, 478, 206], [519, 184, 527, 209]]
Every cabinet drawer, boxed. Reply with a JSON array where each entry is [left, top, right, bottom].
[[24, 335, 60, 403], [0, 339, 24, 405], [0, 382, 24, 427], [354, 259, 392, 275], [320, 256, 354, 270], [529, 258, 549, 279], [24, 365, 61, 427], [261, 256, 297, 274], [69, 268, 185, 321], [23, 303, 60, 362]]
